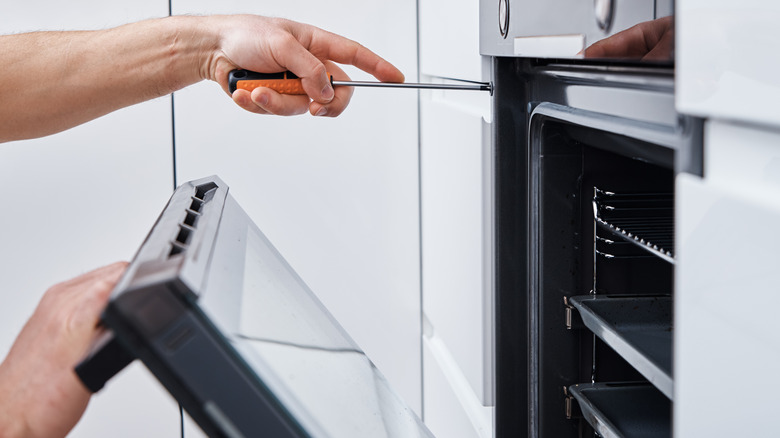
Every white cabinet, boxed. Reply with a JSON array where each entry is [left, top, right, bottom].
[[677, 0, 780, 127], [675, 121, 780, 437], [171, 0, 422, 416], [0, 3, 179, 437], [420, 87, 492, 405], [418, 1, 494, 434], [419, 0, 483, 82], [423, 332, 493, 438]]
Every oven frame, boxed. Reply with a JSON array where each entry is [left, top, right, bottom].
[[491, 57, 703, 438]]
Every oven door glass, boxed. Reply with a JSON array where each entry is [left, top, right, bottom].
[[194, 194, 431, 438]]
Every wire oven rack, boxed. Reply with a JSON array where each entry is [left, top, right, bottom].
[[592, 188, 674, 263]]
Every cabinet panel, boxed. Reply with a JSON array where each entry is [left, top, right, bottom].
[[676, 122, 780, 437], [420, 88, 492, 405], [0, 2, 178, 436], [423, 333, 493, 438], [172, 0, 422, 414], [419, 0, 483, 81], [676, 173, 780, 437], [677, 0, 780, 128]]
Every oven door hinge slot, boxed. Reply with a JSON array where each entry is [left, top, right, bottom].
[[564, 296, 584, 330], [564, 386, 583, 420]]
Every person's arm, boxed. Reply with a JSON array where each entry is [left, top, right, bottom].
[[0, 262, 127, 438], [0, 15, 404, 143]]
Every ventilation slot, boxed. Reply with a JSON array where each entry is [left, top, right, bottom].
[[183, 210, 199, 227], [194, 182, 218, 201], [175, 226, 192, 245], [190, 198, 204, 212], [168, 182, 219, 258]]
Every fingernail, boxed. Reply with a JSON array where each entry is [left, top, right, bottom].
[[321, 85, 334, 101], [315, 107, 327, 117], [258, 93, 269, 106]]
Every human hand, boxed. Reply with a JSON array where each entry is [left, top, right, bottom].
[[584, 16, 674, 61], [200, 15, 405, 117], [0, 262, 127, 438]]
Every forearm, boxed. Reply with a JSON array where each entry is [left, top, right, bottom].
[[0, 14, 404, 139], [0, 16, 216, 142]]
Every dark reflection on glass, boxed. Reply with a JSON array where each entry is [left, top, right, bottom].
[[584, 16, 673, 61]]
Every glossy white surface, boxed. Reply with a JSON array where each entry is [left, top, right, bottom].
[[172, 0, 422, 416], [419, 0, 483, 81], [420, 84, 493, 405], [514, 35, 584, 58], [676, 0, 780, 128], [675, 121, 780, 437], [423, 331, 493, 438], [0, 3, 181, 437]]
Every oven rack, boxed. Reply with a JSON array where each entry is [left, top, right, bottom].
[[568, 295, 673, 399], [593, 189, 674, 263], [568, 382, 671, 438]]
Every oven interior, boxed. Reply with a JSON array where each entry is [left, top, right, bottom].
[[533, 119, 674, 438]]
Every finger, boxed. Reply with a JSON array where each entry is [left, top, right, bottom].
[[265, 25, 335, 105], [249, 87, 310, 116], [69, 263, 128, 332], [309, 62, 354, 117], [49, 262, 128, 297], [304, 26, 405, 83], [232, 89, 270, 115]]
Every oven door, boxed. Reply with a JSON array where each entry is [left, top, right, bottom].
[[77, 176, 433, 438]]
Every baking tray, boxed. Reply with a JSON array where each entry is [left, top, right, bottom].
[[568, 295, 672, 398], [569, 382, 671, 438]]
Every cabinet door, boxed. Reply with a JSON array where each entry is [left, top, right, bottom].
[[419, 0, 483, 81], [423, 335, 493, 438], [677, 0, 780, 128], [420, 85, 493, 407], [675, 121, 780, 437], [171, 0, 422, 416], [0, 3, 178, 437]]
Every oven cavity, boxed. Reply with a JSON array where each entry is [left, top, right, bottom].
[[530, 114, 676, 437]]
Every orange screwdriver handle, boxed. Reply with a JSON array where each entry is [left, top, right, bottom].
[[228, 69, 333, 95]]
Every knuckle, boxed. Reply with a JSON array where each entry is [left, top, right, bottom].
[[271, 32, 298, 51], [310, 62, 328, 79]]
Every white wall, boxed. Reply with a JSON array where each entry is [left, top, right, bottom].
[[171, 0, 422, 423], [0, 2, 180, 436], [2, 1, 422, 436]]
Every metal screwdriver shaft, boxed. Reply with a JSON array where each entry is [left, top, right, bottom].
[[331, 79, 492, 93], [228, 70, 493, 95]]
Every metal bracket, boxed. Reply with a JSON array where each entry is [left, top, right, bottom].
[[564, 296, 585, 330], [563, 386, 583, 419]]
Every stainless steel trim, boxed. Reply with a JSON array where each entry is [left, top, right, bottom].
[[481, 117, 496, 406], [498, 0, 509, 38], [594, 0, 614, 31], [331, 80, 492, 93], [530, 102, 685, 152]]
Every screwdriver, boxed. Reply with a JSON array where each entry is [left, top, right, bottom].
[[228, 70, 492, 95]]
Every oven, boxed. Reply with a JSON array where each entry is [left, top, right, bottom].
[[492, 60, 702, 438], [480, 2, 704, 436]]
